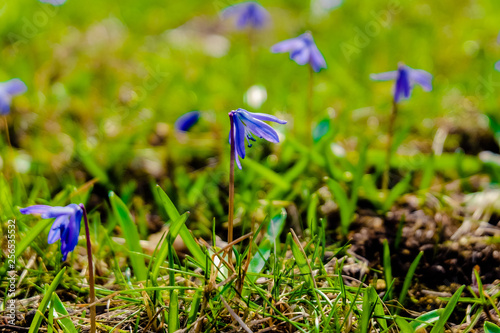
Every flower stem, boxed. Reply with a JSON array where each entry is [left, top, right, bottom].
[[228, 114, 235, 263], [80, 204, 96, 333], [382, 99, 398, 193], [306, 65, 314, 144], [3, 116, 12, 147]]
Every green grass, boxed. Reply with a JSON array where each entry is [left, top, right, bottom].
[[1, 0, 500, 331]]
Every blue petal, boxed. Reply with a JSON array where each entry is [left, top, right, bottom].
[[39, 0, 66, 5], [290, 47, 311, 66], [243, 110, 287, 124], [222, 2, 269, 29], [1, 79, 27, 96], [370, 71, 398, 81], [238, 111, 280, 143], [271, 38, 305, 53], [41, 206, 76, 219], [233, 115, 247, 159], [409, 68, 433, 92], [496, 61, 500, 72], [60, 209, 81, 261], [0, 95, 10, 115], [394, 66, 411, 102], [309, 44, 327, 72], [48, 215, 68, 244], [20, 205, 53, 215], [175, 111, 201, 132]]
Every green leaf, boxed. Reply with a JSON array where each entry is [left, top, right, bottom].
[[485, 321, 500, 333], [398, 251, 423, 310], [430, 285, 465, 333], [382, 173, 412, 212], [382, 239, 393, 300], [156, 185, 206, 270], [395, 316, 415, 333], [151, 212, 189, 280], [288, 233, 314, 289], [243, 157, 291, 190], [410, 309, 442, 331], [29, 267, 66, 333], [109, 191, 148, 281], [327, 178, 352, 236], [360, 286, 377, 333], [52, 293, 78, 333], [168, 290, 179, 333]]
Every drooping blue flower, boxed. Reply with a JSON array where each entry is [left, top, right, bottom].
[[20, 204, 83, 261], [175, 111, 201, 132], [0, 79, 27, 115], [221, 1, 270, 29], [39, 0, 67, 5], [271, 32, 327, 73], [370, 63, 433, 103], [229, 108, 286, 169]]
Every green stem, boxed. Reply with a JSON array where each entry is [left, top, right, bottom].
[[382, 99, 398, 193], [228, 114, 235, 263], [80, 204, 96, 333]]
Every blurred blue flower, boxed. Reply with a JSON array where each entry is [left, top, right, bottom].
[[370, 63, 432, 103], [39, 0, 67, 5], [229, 108, 286, 169], [221, 1, 270, 29], [20, 204, 83, 261], [495, 61, 500, 72], [175, 111, 201, 132], [271, 32, 327, 72], [0, 79, 27, 115]]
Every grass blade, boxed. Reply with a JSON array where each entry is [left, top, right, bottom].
[[52, 293, 78, 333], [156, 185, 206, 270], [29, 267, 66, 333], [430, 285, 465, 333], [398, 251, 423, 310], [109, 191, 148, 281], [485, 322, 500, 333]]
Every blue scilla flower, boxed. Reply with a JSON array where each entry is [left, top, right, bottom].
[[271, 32, 327, 73], [175, 111, 201, 132], [229, 108, 286, 169], [495, 61, 500, 72], [20, 204, 83, 261], [0, 79, 27, 115], [221, 1, 270, 29], [370, 63, 433, 103], [39, 0, 67, 5]]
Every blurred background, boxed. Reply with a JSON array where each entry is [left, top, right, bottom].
[[2, 0, 500, 239]]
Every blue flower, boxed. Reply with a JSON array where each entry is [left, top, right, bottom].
[[271, 32, 327, 73], [175, 111, 201, 132], [0, 79, 27, 115], [229, 108, 286, 169], [39, 0, 66, 5], [20, 204, 83, 261], [221, 1, 270, 29], [370, 63, 433, 103], [495, 61, 500, 72]]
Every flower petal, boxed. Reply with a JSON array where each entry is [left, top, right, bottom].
[[175, 111, 201, 132], [370, 71, 398, 81], [1, 79, 27, 96], [496, 60, 500, 72], [409, 69, 433, 92], [47, 215, 68, 244], [309, 44, 327, 72], [41, 206, 76, 219], [271, 38, 305, 53], [233, 115, 247, 159], [242, 110, 287, 124], [394, 67, 411, 102], [238, 112, 280, 143], [290, 47, 311, 66], [20, 205, 53, 215]]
